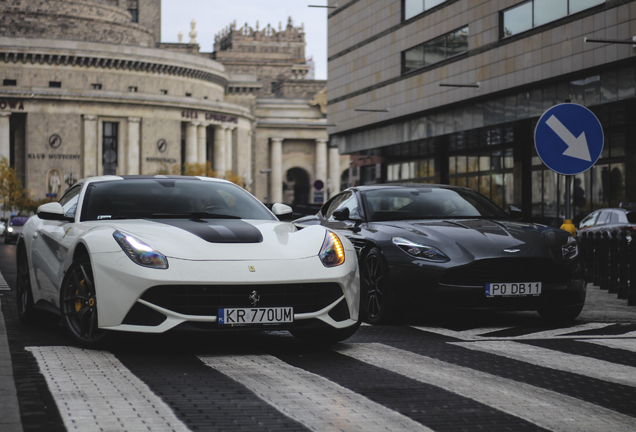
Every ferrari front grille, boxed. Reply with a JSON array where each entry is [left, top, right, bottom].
[[141, 283, 343, 316], [440, 258, 572, 286]]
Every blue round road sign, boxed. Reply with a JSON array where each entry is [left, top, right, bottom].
[[534, 103, 603, 175]]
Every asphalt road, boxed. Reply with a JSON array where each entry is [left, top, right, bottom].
[[1, 241, 635, 432]]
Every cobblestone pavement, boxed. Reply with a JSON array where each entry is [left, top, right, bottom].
[[1, 242, 635, 432]]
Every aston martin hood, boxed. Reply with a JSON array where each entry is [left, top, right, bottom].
[[382, 218, 562, 259], [91, 219, 332, 261]]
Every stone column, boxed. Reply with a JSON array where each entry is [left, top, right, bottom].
[[197, 124, 207, 165], [328, 145, 340, 197], [225, 126, 234, 173], [0, 113, 10, 162], [83, 115, 98, 178], [315, 139, 328, 200], [245, 130, 253, 192], [127, 117, 141, 175], [270, 137, 283, 203], [185, 122, 198, 164], [213, 125, 226, 175]]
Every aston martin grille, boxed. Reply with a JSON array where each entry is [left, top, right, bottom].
[[140, 283, 343, 316], [440, 258, 572, 286]]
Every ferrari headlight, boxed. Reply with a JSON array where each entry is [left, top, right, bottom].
[[392, 237, 450, 262], [319, 231, 345, 267], [562, 235, 579, 260], [113, 231, 168, 269]]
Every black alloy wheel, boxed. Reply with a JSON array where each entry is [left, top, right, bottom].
[[60, 257, 110, 348], [360, 248, 393, 324], [16, 247, 37, 324]]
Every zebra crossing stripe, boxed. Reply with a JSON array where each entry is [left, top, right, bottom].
[[412, 322, 617, 341], [333, 343, 636, 432], [451, 340, 636, 387], [26, 346, 191, 432], [198, 353, 434, 432], [0, 271, 10, 290], [580, 338, 636, 353]]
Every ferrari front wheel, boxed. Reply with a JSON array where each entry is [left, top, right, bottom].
[[60, 257, 111, 348], [360, 248, 393, 324], [16, 247, 37, 324]]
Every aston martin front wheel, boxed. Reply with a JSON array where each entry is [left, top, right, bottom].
[[60, 257, 111, 348], [16, 247, 37, 324], [290, 321, 361, 344], [360, 248, 393, 324]]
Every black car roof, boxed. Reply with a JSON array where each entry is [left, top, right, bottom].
[[349, 183, 465, 192]]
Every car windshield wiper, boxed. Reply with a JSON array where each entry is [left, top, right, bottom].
[[149, 212, 242, 220]]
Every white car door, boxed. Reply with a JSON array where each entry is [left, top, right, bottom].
[[30, 185, 83, 305]]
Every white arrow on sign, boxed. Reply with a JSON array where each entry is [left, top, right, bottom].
[[545, 115, 592, 162]]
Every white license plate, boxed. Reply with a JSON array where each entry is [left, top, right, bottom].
[[485, 282, 541, 297], [217, 307, 293, 325]]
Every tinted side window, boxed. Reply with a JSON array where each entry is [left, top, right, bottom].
[[324, 193, 351, 220], [596, 210, 611, 226], [327, 193, 361, 221], [58, 185, 82, 219], [579, 211, 599, 229]]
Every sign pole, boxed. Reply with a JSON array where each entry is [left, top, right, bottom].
[[561, 175, 576, 235]]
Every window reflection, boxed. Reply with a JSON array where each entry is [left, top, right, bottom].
[[502, 0, 604, 38], [404, 0, 448, 21], [402, 26, 468, 74]]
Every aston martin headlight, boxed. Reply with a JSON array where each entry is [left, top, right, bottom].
[[319, 231, 345, 267], [562, 235, 579, 260], [113, 231, 168, 269], [392, 237, 450, 262]]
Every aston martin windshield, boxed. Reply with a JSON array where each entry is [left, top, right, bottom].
[[362, 187, 509, 222], [81, 178, 276, 222]]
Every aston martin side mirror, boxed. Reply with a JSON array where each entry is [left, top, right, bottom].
[[509, 206, 523, 220]]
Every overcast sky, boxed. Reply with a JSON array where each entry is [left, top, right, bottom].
[[161, 1, 329, 80]]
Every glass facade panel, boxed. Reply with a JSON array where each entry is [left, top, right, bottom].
[[425, 0, 446, 9], [534, 0, 567, 27], [423, 37, 446, 65], [601, 70, 618, 103], [503, 0, 604, 37], [502, 2, 532, 37], [569, 0, 604, 14], [404, 0, 425, 20], [404, 0, 447, 20], [618, 67, 635, 99], [447, 27, 469, 57], [404, 46, 424, 72]]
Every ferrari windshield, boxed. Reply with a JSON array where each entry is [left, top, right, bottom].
[[362, 187, 509, 222], [81, 178, 276, 222]]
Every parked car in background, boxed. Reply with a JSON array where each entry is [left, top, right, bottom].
[[16, 175, 360, 347], [5, 216, 29, 244], [0, 220, 5, 236], [578, 204, 636, 239], [295, 184, 586, 324]]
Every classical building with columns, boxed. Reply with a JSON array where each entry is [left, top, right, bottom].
[[0, 0, 345, 207]]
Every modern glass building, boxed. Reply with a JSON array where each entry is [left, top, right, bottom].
[[327, 0, 633, 224]]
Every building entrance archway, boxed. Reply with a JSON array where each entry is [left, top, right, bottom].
[[284, 167, 310, 206]]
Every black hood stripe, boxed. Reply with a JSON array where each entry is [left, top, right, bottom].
[[154, 219, 263, 244]]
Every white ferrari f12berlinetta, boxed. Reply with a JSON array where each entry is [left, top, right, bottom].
[[16, 175, 360, 347]]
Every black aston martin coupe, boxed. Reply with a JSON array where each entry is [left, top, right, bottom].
[[294, 184, 585, 324]]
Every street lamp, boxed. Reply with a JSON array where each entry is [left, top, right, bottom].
[[260, 168, 272, 206]]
